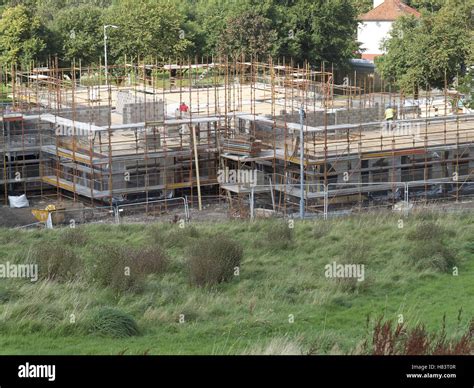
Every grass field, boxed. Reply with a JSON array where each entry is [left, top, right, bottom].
[[0, 211, 472, 355]]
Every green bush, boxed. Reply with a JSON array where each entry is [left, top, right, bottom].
[[86, 307, 139, 338], [410, 242, 457, 272], [91, 244, 169, 293], [59, 227, 88, 246], [10, 303, 63, 334], [0, 287, 16, 304], [408, 221, 446, 242], [34, 242, 83, 282], [313, 222, 332, 239], [407, 221, 457, 272], [187, 235, 243, 286], [148, 224, 199, 249], [263, 221, 293, 250]]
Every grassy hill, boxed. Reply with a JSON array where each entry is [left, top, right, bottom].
[[0, 211, 472, 355]]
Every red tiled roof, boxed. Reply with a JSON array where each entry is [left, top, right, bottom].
[[361, 53, 382, 61], [360, 0, 421, 21]]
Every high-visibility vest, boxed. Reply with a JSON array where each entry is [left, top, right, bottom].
[[385, 108, 394, 120]]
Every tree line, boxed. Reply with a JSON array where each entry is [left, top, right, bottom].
[[0, 0, 365, 68], [0, 0, 472, 95]]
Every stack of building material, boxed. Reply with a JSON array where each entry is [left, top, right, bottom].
[[222, 137, 262, 157]]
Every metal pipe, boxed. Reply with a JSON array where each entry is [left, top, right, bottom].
[[299, 105, 305, 219]]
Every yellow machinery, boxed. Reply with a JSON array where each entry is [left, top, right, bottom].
[[31, 204, 65, 224]]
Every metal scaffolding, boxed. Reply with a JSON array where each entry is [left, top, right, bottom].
[[1, 57, 473, 218]]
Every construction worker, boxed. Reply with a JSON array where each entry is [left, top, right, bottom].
[[179, 102, 189, 113], [385, 105, 395, 121], [384, 105, 395, 131], [179, 102, 189, 118]]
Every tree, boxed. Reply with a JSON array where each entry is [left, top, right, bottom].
[[104, 0, 192, 62], [376, 0, 472, 91], [281, 0, 359, 66], [404, 0, 444, 11], [352, 0, 372, 14], [0, 0, 368, 68], [218, 9, 278, 59], [182, 0, 240, 59], [0, 5, 46, 66], [51, 5, 104, 65]]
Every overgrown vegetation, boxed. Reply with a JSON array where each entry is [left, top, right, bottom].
[[34, 242, 83, 282], [187, 234, 243, 287], [364, 315, 472, 355], [0, 211, 472, 354], [405, 221, 459, 272], [91, 243, 169, 292], [376, 0, 472, 91], [86, 307, 139, 338]]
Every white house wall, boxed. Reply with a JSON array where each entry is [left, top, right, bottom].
[[358, 21, 393, 56]]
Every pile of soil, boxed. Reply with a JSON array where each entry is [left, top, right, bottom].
[[0, 207, 37, 227]]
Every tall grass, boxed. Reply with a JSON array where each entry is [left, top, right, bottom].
[[0, 211, 471, 354]]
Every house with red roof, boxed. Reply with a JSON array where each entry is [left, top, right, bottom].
[[357, 0, 421, 61]]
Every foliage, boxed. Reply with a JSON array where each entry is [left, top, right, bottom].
[[86, 307, 139, 338], [187, 235, 243, 286], [91, 243, 169, 292], [0, 212, 471, 354], [404, 0, 445, 11], [0, 0, 363, 67], [0, 5, 46, 65], [364, 315, 472, 355], [218, 9, 277, 59], [50, 4, 104, 64], [376, 0, 472, 91], [104, 0, 192, 62], [34, 242, 83, 282]]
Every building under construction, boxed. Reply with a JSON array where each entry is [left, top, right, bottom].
[[1, 59, 473, 219]]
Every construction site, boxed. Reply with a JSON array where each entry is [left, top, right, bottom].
[[1, 58, 473, 226]]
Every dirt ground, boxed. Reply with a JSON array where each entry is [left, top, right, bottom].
[[1, 196, 473, 229], [0, 207, 37, 227]]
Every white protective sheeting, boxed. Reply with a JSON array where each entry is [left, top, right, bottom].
[[8, 194, 30, 208]]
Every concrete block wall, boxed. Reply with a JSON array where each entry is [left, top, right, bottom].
[[123, 101, 165, 124], [116, 91, 165, 124], [334, 105, 382, 125], [276, 105, 383, 128], [116, 91, 138, 114], [55, 107, 111, 126]]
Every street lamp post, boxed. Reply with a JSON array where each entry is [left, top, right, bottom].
[[299, 105, 305, 219], [103, 25, 118, 87]]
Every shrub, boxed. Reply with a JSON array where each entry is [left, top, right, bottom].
[[464, 242, 474, 253], [263, 221, 293, 250], [91, 244, 168, 293], [313, 222, 332, 239], [408, 221, 446, 242], [59, 227, 88, 246], [341, 238, 370, 265], [9, 303, 62, 334], [187, 235, 243, 286], [34, 242, 83, 282], [87, 307, 139, 338], [406, 221, 456, 272], [0, 287, 15, 303], [134, 246, 169, 275], [410, 242, 457, 272], [148, 225, 199, 249], [364, 315, 472, 355]]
